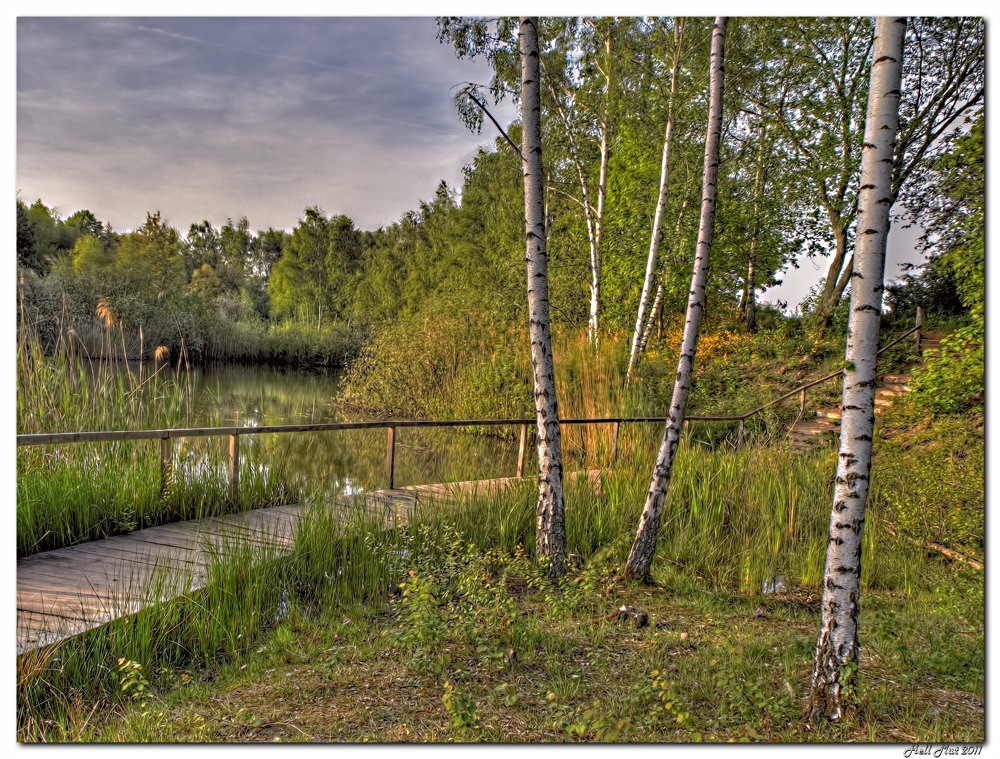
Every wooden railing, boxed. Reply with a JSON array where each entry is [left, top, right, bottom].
[[16, 313, 923, 501]]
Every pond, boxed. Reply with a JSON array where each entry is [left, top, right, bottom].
[[164, 362, 528, 498]]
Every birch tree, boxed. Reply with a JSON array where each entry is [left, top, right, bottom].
[[624, 17, 727, 583], [748, 17, 982, 326], [625, 18, 685, 386], [521, 17, 568, 579], [542, 18, 617, 345], [740, 128, 769, 334], [809, 16, 906, 722]]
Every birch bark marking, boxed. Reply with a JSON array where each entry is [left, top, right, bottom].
[[624, 17, 727, 583], [520, 17, 567, 579], [809, 16, 906, 723], [626, 18, 685, 386]]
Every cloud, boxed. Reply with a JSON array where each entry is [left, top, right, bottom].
[[17, 17, 518, 232]]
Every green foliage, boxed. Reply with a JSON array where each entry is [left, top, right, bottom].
[[871, 411, 984, 560], [268, 207, 364, 328], [906, 114, 984, 416], [908, 325, 984, 415], [116, 659, 153, 712], [442, 680, 481, 733]]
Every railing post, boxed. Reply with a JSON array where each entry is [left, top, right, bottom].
[[683, 419, 690, 435], [610, 421, 621, 464], [228, 434, 240, 503], [737, 418, 745, 449], [800, 388, 806, 416], [516, 423, 529, 478], [386, 425, 396, 489], [914, 306, 922, 353], [160, 437, 171, 496]]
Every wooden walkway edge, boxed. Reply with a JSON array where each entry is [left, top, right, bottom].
[[16, 471, 601, 654]]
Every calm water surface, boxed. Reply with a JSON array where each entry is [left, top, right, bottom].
[[175, 363, 524, 498]]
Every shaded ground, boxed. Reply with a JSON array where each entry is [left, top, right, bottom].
[[94, 550, 983, 744]]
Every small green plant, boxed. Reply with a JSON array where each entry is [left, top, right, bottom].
[[548, 693, 632, 742], [396, 570, 449, 677], [116, 658, 153, 714], [442, 680, 480, 734], [708, 641, 799, 735], [644, 670, 690, 727], [495, 682, 518, 707]]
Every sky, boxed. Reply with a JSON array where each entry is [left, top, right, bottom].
[[15, 14, 931, 311], [17, 17, 519, 233]]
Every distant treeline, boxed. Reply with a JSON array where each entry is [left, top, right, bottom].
[[16, 18, 981, 410]]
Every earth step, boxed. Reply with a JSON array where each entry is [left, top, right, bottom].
[[876, 387, 909, 398], [882, 374, 912, 383], [792, 427, 828, 436], [815, 409, 841, 420]]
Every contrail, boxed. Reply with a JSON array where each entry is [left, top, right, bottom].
[[124, 20, 382, 79]]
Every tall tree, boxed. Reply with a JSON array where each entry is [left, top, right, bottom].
[[16, 200, 40, 273], [625, 18, 685, 385], [809, 17, 906, 722], [747, 17, 983, 325], [269, 207, 330, 328], [624, 17, 728, 583], [739, 126, 769, 333], [521, 16, 567, 579], [540, 18, 619, 344]]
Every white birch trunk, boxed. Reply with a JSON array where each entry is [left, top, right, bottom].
[[624, 17, 728, 582], [638, 169, 691, 364], [626, 19, 684, 387], [638, 279, 664, 357], [548, 86, 601, 347], [744, 132, 767, 334], [520, 17, 567, 580], [809, 16, 906, 722], [587, 30, 614, 346]]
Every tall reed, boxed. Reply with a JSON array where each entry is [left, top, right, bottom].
[[16, 318, 299, 556]]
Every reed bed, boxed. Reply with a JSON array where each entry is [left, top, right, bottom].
[[16, 322, 300, 556]]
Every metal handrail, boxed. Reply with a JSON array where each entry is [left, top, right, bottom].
[[17, 313, 924, 495]]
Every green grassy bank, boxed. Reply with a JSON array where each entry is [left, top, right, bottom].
[[17, 402, 984, 741]]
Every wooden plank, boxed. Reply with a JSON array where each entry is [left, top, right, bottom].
[[16, 471, 600, 653]]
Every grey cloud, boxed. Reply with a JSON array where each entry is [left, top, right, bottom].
[[17, 17, 518, 233]]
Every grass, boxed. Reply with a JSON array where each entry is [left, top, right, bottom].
[[198, 319, 365, 368], [16, 305, 981, 742], [16, 320, 301, 556], [16, 408, 984, 742]]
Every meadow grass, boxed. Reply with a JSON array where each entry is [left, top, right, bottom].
[[16, 322, 303, 556], [197, 319, 364, 368], [16, 412, 984, 742]]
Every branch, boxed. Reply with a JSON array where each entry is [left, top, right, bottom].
[[466, 90, 523, 160], [880, 520, 983, 571]]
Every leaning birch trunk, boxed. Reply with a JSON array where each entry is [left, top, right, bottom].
[[809, 16, 906, 722], [588, 29, 613, 346], [548, 82, 601, 347], [638, 194, 690, 357], [520, 17, 567, 580], [744, 131, 767, 334], [626, 18, 684, 387], [624, 17, 727, 582], [639, 175, 688, 356]]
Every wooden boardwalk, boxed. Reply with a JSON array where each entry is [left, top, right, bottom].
[[17, 472, 600, 654]]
